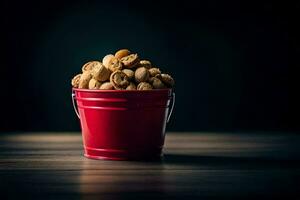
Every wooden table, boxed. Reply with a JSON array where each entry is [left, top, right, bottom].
[[0, 132, 299, 199]]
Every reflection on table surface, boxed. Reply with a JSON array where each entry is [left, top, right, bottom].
[[0, 132, 300, 199]]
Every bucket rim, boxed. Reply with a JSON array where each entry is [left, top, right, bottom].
[[72, 88, 172, 93]]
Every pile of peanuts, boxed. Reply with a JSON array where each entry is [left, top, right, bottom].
[[71, 49, 174, 90]]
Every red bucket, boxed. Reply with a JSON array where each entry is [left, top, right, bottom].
[[72, 88, 175, 160]]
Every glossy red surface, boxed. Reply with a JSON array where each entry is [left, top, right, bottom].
[[73, 88, 173, 160]]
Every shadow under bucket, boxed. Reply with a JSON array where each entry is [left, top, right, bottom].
[[72, 88, 175, 160]]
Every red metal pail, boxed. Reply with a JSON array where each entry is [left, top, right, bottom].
[[72, 88, 175, 160]]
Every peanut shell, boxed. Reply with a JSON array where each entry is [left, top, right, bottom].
[[120, 54, 139, 68], [149, 77, 166, 89], [149, 68, 161, 77], [100, 82, 114, 90], [82, 61, 100, 72], [110, 70, 129, 90], [102, 54, 115, 68], [71, 74, 81, 88], [159, 74, 175, 87], [88, 78, 102, 89], [107, 57, 123, 72], [92, 63, 111, 81], [139, 60, 152, 69], [135, 67, 150, 83], [122, 69, 134, 80], [126, 82, 137, 90], [115, 49, 131, 59], [137, 82, 153, 90], [79, 71, 92, 89]]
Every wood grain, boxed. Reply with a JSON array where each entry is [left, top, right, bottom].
[[0, 132, 299, 200]]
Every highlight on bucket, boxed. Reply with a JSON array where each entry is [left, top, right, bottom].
[[71, 49, 175, 160]]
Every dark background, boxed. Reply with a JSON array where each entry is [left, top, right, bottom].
[[2, 0, 293, 132]]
